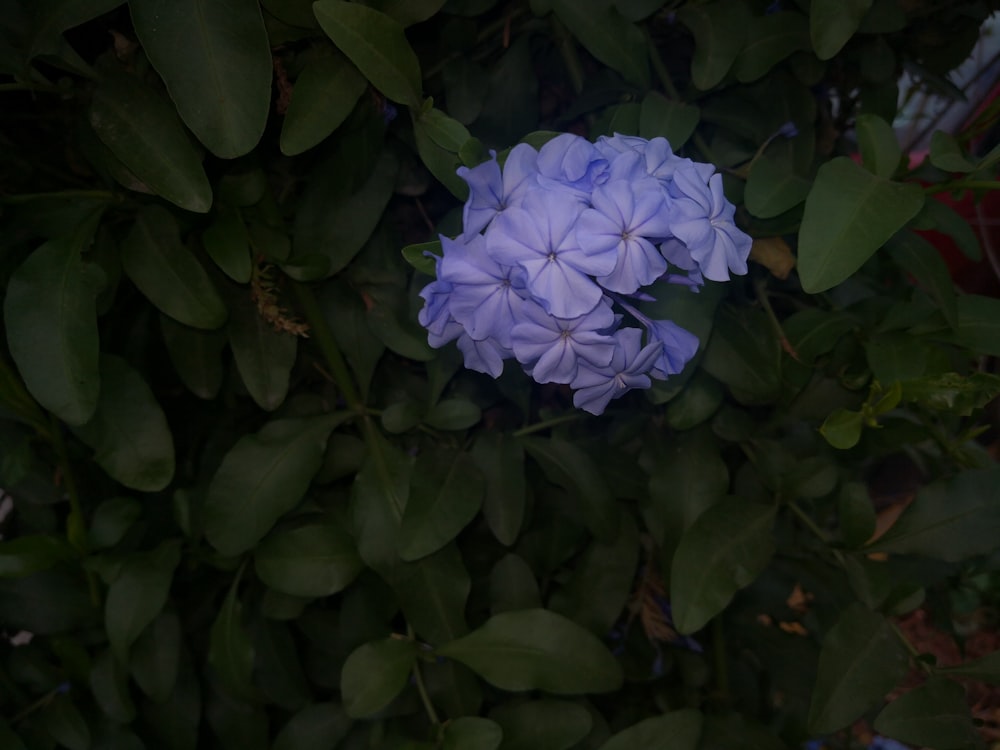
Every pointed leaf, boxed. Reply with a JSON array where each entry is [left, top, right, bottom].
[[208, 578, 256, 701], [733, 11, 810, 82], [671, 497, 775, 634], [226, 289, 298, 411], [677, 0, 750, 90], [388, 544, 470, 646], [202, 208, 252, 283], [74, 354, 175, 492], [857, 113, 901, 179], [810, 0, 873, 60], [929, 131, 977, 173], [639, 92, 700, 149], [442, 717, 502, 750], [436, 608, 623, 694], [254, 517, 364, 597], [41, 695, 90, 750], [350, 428, 411, 572], [744, 152, 810, 219], [130, 0, 272, 157], [938, 650, 1000, 683], [473, 432, 526, 546], [203, 415, 348, 556], [4, 235, 104, 425], [598, 709, 702, 750], [874, 678, 978, 750], [341, 637, 418, 717], [798, 157, 924, 293], [313, 0, 422, 108], [272, 703, 353, 750], [122, 206, 227, 329], [160, 315, 226, 400], [131, 609, 181, 702], [807, 603, 910, 733], [490, 700, 591, 750]]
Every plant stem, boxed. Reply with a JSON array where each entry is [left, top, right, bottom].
[[788, 500, 846, 566], [889, 620, 934, 675], [754, 276, 799, 361], [408, 626, 441, 727], [512, 412, 585, 437], [924, 180, 1000, 195]]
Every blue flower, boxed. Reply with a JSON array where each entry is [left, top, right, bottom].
[[511, 298, 617, 384], [417, 278, 461, 347], [571, 328, 663, 415], [536, 133, 609, 200], [457, 144, 539, 238], [456, 332, 511, 378], [645, 318, 700, 378]]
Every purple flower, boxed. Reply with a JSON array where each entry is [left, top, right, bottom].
[[577, 179, 672, 294], [456, 332, 511, 378], [487, 191, 616, 318], [645, 318, 700, 378], [571, 328, 664, 415], [511, 298, 617, 384], [536, 133, 609, 200], [667, 167, 752, 282], [417, 278, 462, 347], [457, 145, 539, 238]]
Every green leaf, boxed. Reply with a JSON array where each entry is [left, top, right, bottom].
[[313, 0, 422, 108], [254, 517, 364, 597], [874, 678, 978, 750], [74, 354, 175, 492], [938, 650, 1000, 683], [41, 695, 90, 750], [350, 428, 411, 572], [161, 315, 226, 400], [413, 110, 470, 200], [130, 0, 272, 158], [839, 482, 876, 548], [732, 11, 810, 83], [797, 157, 924, 293], [701, 305, 781, 404], [807, 603, 909, 733], [89, 648, 136, 723], [521, 437, 618, 542], [89, 66, 212, 212], [388, 543, 470, 645], [208, 577, 256, 702], [864, 333, 930, 384], [399, 448, 485, 561], [670, 497, 775, 634], [856, 113, 901, 179], [639, 92, 700, 149], [105, 541, 181, 663], [442, 717, 502, 750], [490, 700, 591, 750], [226, 288, 298, 411], [0, 569, 98, 635], [744, 152, 810, 219], [442, 58, 488, 125], [424, 398, 481, 431], [820, 409, 864, 449], [272, 703, 353, 750], [341, 637, 418, 717], [122, 206, 227, 329], [203, 415, 348, 556], [929, 131, 977, 173], [666, 373, 724, 430], [4, 235, 104, 425], [677, 0, 750, 90], [953, 294, 1000, 357], [886, 231, 957, 326], [901, 372, 1000, 415], [920, 199, 981, 261], [0, 535, 74, 577], [0, 720, 27, 750], [202, 208, 252, 283], [130, 609, 180, 702], [435, 608, 623, 694], [401, 240, 442, 276], [867, 466, 1000, 561], [489, 554, 542, 614], [597, 709, 702, 750], [281, 51, 368, 156], [810, 0, 873, 60], [550, 0, 649, 87], [473, 432, 526, 546]]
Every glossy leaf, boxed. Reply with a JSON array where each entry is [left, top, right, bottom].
[[272, 703, 353, 750], [598, 709, 702, 750], [639, 92, 700, 149], [280, 51, 368, 156], [203, 415, 348, 556], [473, 432, 527, 546], [208, 578, 256, 702], [254, 517, 364, 597], [873, 678, 978, 749], [551, 0, 649, 87], [105, 541, 181, 663], [388, 544, 470, 645], [436, 608, 623, 694], [350, 428, 411, 572], [4, 235, 104, 425], [677, 0, 750, 90], [130, 0, 272, 158], [442, 717, 503, 750], [671, 497, 775, 634], [810, 0, 873, 60], [807, 603, 910, 733], [74, 354, 175, 492], [202, 208, 252, 283], [857, 113, 901, 179], [226, 288, 298, 411], [160, 315, 226, 400], [121, 206, 227, 329], [798, 157, 924, 293], [89, 66, 212, 212], [490, 700, 591, 750], [341, 637, 418, 717], [733, 11, 810, 83], [313, 0, 422, 108], [744, 152, 810, 219]]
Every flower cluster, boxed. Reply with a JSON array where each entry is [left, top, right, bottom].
[[417, 132, 752, 415]]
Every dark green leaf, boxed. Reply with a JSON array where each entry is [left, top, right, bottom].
[[839, 482, 876, 548], [74, 354, 175, 492], [953, 294, 1000, 357], [350, 428, 411, 571], [865, 333, 930, 384], [521, 437, 618, 542], [105, 541, 181, 663], [414, 111, 470, 200], [857, 113, 901, 179], [272, 703, 353, 750], [252, 619, 311, 711], [281, 51, 368, 156], [490, 553, 542, 614], [671, 497, 775, 634], [490, 700, 591, 750], [666, 373, 724, 430], [701, 305, 781, 404], [203, 414, 347, 556], [341, 637, 418, 717], [677, 0, 750, 90], [597, 709, 702, 750], [810, 0, 873, 60], [436, 608, 623, 694], [886, 231, 957, 326], [208, 578, 256, 702], [442, 58, 489, 125], [402, 240, 442, 276], [807, 603, 909, 733], [744, 151, 810, 219], [313, 0, 422, 108], [4, 235, 104, 425], [130, 0, 272, 157], [920, 199, 981, 261], [0, 569, 98, 635], [161, 315, 226, 400], [938, 650, 1000, 683], [929, 130, 977, 173], [254, 517, 363, 597], [424, 398, 481, 431], [89, 66, 212, 212], [89, 648, 135, 722], [0, 535, 74, 577], [551, 0, 649, 87], [0, 721, 27, 750], [733, 11, 810, 83], [205, 686, 268, 750], [122, 206, 227, 329], [400, 448, 485, 561], [226, 288, 298, 411], [131, 609, 181, 702], [798, 157, 924, 293], [388, 543, 470, 645], [639, 92, 700, 149], [900, 372, 1000, 415], [41, 695, 90, 750], [867, 467, 1000, 561], [473, 432, 526, 546], [442, 717, 502, 750], [202, 208, 252, 283], [874, 678, 978, 750]]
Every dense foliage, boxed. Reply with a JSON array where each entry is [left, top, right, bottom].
[[2, 1, 1000, 749]]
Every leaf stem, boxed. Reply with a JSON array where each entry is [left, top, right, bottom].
[[924, 180, 1000, 195], [889, 620, 934, 675], [754, 276, 799, 361], [512, 413, 585, 437], [787, 500, 846, 566], [408, 626, 441, 727]]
